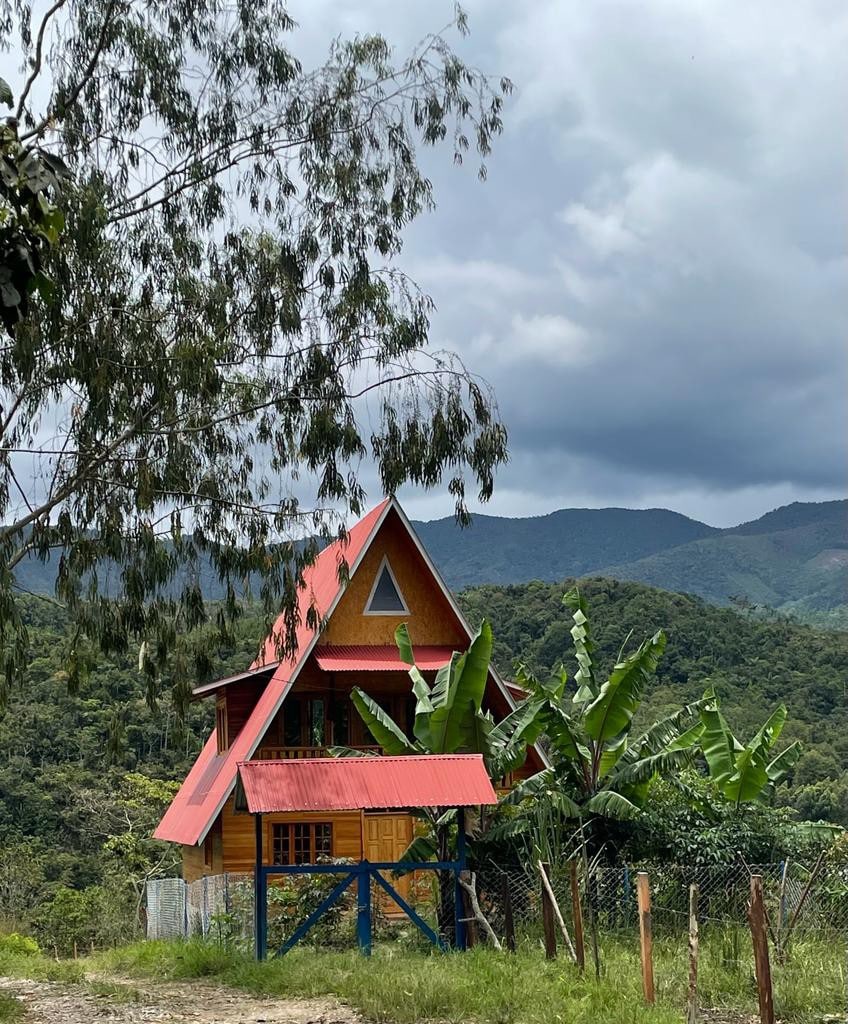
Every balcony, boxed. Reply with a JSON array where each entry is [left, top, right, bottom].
[[256, 745, 381, 760]]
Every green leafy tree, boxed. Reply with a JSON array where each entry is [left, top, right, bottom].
[[0, 79, 68, 333], [0, 1, 510, 702], [505, 589, 704, 833]]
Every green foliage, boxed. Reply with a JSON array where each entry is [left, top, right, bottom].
[[34, 880, 134, 956], [0, 933, 39, 957], [266, 868, 355, 951], [0, 1, 511, 700], [95, 935, 847, 1023], [699, 692, 801, 807], [346, 620, 541, 779], [624, 774, 829, 864], [459, 577, 848, 825], [504, 589, 701, 842], [0, 92, 68, 334]]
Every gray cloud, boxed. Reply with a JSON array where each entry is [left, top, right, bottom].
[[292, 1, 847, 526]]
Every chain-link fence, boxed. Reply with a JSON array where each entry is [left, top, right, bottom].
[[474, 859, 848, 942], [147, 860, 848, 947]]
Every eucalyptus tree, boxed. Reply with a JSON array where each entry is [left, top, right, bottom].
[[503, 589, 705, 843], [0, 2, 511, 702]]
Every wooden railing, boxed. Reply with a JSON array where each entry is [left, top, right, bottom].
[[256, 745, 381, 760]]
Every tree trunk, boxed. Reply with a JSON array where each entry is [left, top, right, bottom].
[[436, 824, 455, 945]]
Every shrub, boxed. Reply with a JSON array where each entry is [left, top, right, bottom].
[[0, 933, 40, 956]]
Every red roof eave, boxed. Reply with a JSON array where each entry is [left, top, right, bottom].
[[236, 754, 498, 813]]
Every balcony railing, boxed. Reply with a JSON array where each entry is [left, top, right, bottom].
[[256, 745, 381, 760]]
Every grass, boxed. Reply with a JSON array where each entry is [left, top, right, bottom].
[[0, 993, 23, 1024], [91, 929, 848, 1024]]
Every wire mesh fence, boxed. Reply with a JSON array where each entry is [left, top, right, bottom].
[[475, 859, 848, 942], [146, 859, 848, 948]]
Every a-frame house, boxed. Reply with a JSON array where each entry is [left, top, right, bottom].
[[155, 498, 543, 884]]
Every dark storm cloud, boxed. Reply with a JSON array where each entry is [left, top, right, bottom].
[[290, 0, 847, 525]]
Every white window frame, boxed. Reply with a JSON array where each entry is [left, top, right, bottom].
[[363, 555, 410, 616]]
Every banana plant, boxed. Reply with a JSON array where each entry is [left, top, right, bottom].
[[334, 619, 544, 780], [504, 588, 705, 825], [332, 619, 545, 940], [699, 689, 801, 808]]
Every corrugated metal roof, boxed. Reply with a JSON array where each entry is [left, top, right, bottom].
[[191, 661, 279, 699], [235, 754, 498, 813], [314, 644, 455, 672], [154, 499, 391, 845]]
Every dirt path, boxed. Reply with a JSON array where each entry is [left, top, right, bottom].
[[0, 975, 362, 1024]]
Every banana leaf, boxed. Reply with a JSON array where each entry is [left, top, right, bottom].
[[350, 687, 418, 755], [583, 630, 666, 743]]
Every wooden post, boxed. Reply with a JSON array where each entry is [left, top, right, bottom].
[[540, 860, 557, 960], [537, 860, 576, 961], [687, 884, 699, 1024], [569, 860, 585, 973], [460, 877, 478, 948], [636, 871, 655, 1005], [502, 875, 516, 953], [748, 875, 775, 1024]]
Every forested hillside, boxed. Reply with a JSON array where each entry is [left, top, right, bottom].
[[1, 577, 846, 910], [458, 577, 848, 825], [417, 500, 847, 625]]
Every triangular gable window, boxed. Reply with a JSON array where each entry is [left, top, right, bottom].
[[364, 557, 409, 615]]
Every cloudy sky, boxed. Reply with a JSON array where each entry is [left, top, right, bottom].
[[293, 0, 846, 527]]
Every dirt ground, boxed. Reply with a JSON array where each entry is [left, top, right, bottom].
[[0, 975, 362, 1024]]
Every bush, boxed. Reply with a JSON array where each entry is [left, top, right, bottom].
[[35, 880, 138, 955], [0, 933, 40, 956], [266, 864, 355, 951]]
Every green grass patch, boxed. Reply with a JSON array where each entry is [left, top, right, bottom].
[[92, 929, 847, 1024], [0, 992, 24, 1024]]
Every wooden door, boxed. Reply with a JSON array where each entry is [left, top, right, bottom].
[[364, 813, 413, 915]]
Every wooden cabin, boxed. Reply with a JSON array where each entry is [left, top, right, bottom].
[[154, 498, 544, 884]]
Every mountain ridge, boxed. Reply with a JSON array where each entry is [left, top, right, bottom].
[[413, 499, 847, 624]]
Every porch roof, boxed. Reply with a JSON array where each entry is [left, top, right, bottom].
[[313, 644, 456, 672], [235, 754, 497, 814]]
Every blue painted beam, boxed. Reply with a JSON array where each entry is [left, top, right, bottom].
[[264, 860, 460, 875]]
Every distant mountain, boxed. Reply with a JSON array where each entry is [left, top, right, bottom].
[[10, 499, 846, 625], [413, 507, 718, 590], [414, 500, 847, 624]]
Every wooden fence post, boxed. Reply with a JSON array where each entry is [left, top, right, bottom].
[[569, 860, 585, 973], [540, 860, 557, 960], [687, 883, 699, 1024], [748, 875, 775, 1024], [636, 871, 655, 1005], [502, 875, 516, 953]]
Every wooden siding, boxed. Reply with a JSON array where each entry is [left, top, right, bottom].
[[219, 794, 364, 873], [322, 511, 467, 647]]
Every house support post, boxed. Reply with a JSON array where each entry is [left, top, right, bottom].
[[254, 813, 267, 961], [357, 862, 372, 956], [453, 807, 467, 951]]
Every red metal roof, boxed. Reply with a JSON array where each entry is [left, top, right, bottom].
[[235, 755, 498, 813], [154, 499, 391, 845], [314, 644, 456, 672]]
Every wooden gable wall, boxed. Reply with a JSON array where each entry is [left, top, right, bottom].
[[321, 507, 467, 648]]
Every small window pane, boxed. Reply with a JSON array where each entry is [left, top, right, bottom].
[[293, 823, 311, 864], [308, 699, 325, 746], [366, 564, 406, 612], [272, 825, 290, 866], [332, 700, 349, 745], [315, 823, 332, 860]]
